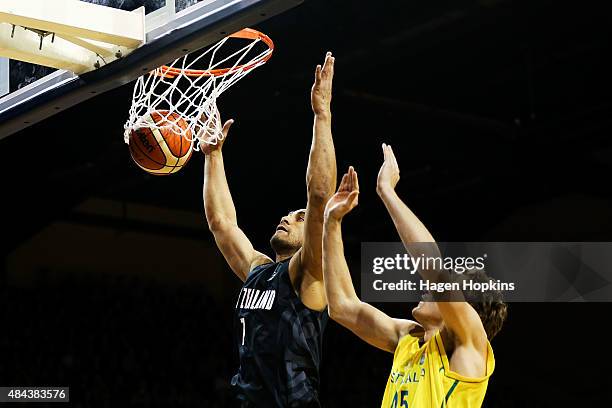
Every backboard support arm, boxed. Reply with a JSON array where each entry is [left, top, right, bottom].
[[0, 0, 145, 48], [0, 0, 305, 140]]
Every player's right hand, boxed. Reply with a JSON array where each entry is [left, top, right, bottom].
[[325, 166, 359, 221], [199, 119, 234, 155]]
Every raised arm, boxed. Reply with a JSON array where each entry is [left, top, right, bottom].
[[323, 167, 419, 353], [202, 121, 271, 281], [376, 144, 487, 346], [289, 52, 337, 310]]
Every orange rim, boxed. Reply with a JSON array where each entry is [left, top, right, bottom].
[[157, 28, 274, 78]]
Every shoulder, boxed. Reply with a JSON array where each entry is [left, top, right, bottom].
[[392, 324, 424, 359], [287, 248, 321, 282], [395, 321, 424, 348], [287, 248, 308, 286], [436, 329, 494, 380], [245, 255, 275, 279], [285, 250, 327, 311], [287, 247, 304, 272], [250, 252, 274, 270]]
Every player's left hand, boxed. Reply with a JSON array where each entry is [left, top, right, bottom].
[[376, 143, 400, 195], [325, 166, 359, 221], [311, 52, 335, 116]]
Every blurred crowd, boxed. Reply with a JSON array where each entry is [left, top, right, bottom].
[[1, 274, 234, 407]]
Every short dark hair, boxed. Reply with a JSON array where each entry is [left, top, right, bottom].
[[459, 269, 508, 340]]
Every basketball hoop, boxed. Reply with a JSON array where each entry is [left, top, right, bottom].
[[124, 28, 274, 150]]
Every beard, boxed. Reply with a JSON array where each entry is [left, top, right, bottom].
[[270, 231, 301, 256]]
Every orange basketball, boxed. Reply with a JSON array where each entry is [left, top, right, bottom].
[[128, 111, 193, 175]]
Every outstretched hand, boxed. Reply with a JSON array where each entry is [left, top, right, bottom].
[[311, 52, 335, 116], [376, 143, 400, 194], [199, 118, 234, 155], [325, 166, 359, 221]]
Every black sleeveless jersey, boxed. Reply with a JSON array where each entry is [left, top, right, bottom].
[[231, 259, 328, 407]]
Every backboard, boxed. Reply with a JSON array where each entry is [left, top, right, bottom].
[[0, 0, 302, 139]]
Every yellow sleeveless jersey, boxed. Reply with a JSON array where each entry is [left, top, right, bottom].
[[380, 332, 494, 408]]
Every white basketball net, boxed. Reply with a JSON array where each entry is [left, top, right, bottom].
[[123, 30, 273, 150]]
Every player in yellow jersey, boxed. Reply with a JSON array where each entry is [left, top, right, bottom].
[[322, 145, 507, 407]]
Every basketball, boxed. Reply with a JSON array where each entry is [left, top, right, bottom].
[[128, 111, 193, 175]]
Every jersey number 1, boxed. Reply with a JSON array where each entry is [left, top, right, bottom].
[[240, 317, 246, 346]]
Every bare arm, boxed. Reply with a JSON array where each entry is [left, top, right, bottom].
[[376, 144, 487, 346], [202, 121, 271, 281], [290, 53, 337, 309], [323, 167, 418, 353]]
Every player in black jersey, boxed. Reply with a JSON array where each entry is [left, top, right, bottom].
[[201, 52, 337, 407]]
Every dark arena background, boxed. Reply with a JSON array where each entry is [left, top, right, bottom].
[[1, 0, 611, 406]]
